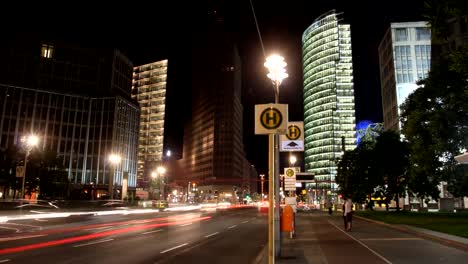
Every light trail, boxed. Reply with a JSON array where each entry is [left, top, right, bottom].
[[0, 216, 211, 255]]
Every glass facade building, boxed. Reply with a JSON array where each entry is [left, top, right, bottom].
[[302, 10, 356, 191], [378, 22, 431, 131], [132, 60, 168, 182], [0, 85, 139, 190]]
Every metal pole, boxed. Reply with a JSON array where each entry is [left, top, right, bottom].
[[274, 81, 281, 257], [21, 150, 29, 198], [268, 134, 275, 264], [109, 166, 114, 200]]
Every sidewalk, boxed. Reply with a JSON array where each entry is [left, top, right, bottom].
[[255, 211, 468, 264]]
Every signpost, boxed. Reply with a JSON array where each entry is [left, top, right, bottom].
[[284, 167, 296, 191], [255, 103, 288, 264]]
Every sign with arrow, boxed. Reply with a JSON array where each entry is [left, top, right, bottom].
[[280, 122, 304, 151]]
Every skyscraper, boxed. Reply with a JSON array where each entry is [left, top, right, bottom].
[[302, 10, 356, 192], [180, 9, 244, 201], [132, 60, 168, 183], [378, 22, 431, 131]]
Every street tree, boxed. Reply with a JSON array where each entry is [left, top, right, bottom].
[[372, 131, 410, 211]]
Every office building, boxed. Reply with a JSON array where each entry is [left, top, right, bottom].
[[0, 33, 139, 199], [378, 22, 431, 131], [132, 60, 168, 183], [302, 10, 357, 192], [181, 10, 245, 201]]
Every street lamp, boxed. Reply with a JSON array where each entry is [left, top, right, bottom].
[[21, 135, 39, 199], [157, 166, 166, 200], [108, 153, 121, 200], [264, 54, 288, 260], [289, 155, 297, 167]]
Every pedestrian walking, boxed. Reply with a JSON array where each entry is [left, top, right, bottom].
[[344, 198, 353, 231], [342, 202, 347, 230]]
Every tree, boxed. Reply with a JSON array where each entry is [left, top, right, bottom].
[[372, 131, 410, 211], [336, 141, 377, 204]]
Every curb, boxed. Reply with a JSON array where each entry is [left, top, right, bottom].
[[355, 215, 468, 252]]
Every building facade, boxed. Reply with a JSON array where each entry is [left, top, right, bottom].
[[0, 33, 139, 199], [0, 85, 139, 195], [302, 10, 357, 192], [181, 11, 245, 201], [132, 60, 168, 184], [378, 22, 431, 131]]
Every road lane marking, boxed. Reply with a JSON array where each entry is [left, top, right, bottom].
[[73, 238, 114, 248], [360, 237, 422, 241], [227, 225, 237, 229], [160, 243, 189, 254], [242, 220, 249, 224], [328, 220, 392, 264], [142, 229, 163, 235], [0, 259, 10, 263], [205, 232, 219, 238], [0, 234, 46, 242], [180, 223, 193, 227], [84, 226, 113, 231]]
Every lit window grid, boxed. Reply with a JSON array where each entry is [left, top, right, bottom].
[[132, 60, 168, 180], [302, 12, 356, 185]]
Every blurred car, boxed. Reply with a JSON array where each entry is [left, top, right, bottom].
[[152, 200, 169, 209]]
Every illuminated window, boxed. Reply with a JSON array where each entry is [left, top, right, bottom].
[[41, 44, 54, 58]]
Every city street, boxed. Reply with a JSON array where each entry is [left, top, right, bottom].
[[0, 207, 267, 264]]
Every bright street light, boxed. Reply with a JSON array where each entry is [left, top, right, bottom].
[[157, 166, 166, 175], [289, 155, 297, 166], [264, 54, 288, 85], [108, 153, 121, 200], [21, 134, 39, 198]]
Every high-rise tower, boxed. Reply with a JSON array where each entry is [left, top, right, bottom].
[[132, 60, 168, 183], [302, 10, 356, 192], [379, 22, 431, 131]]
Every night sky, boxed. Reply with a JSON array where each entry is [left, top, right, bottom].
[[2, 0, 425, 175]]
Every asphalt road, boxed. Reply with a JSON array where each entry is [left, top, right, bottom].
[[0, 207, 267, 264]]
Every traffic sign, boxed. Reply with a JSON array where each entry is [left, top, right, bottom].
[[284, 167, 296, 191], [280, 122, 304, 151], [255, 104, 288, 135]]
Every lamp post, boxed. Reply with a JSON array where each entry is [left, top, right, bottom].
[[264, 54, 288, 261], [21, 135, 39, 199], [157, 166, 166, 200], [108, 154, 121, 200], [260, 174, 265, 202]]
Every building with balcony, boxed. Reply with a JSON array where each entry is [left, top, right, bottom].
[[132, 60, 168, 184]]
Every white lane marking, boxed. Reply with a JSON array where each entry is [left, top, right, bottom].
[[0, 226, 20, 232], [73, 238, 114, 248], [142, 229, 163, 235], [160, 243, 189, 254], [328, 220, 392, 264], [0, 234, 46, 242], [84, 226, 113, 231], [180, 223, 193, 227], [34, 219, 48, 222], [205, 232, 219, 238], [360, 237, 422, 241], [0, 259, 11, 263], [227, 225, 237, 229], [242, 220, 249, 224]]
